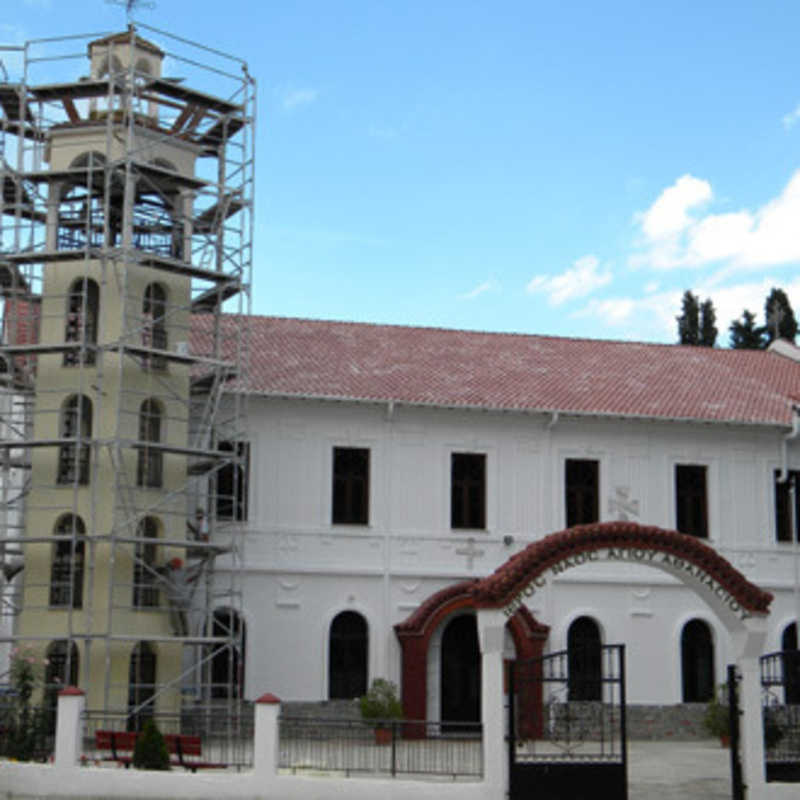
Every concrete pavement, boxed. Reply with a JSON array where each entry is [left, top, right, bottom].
[[628, 740, 731, 800]]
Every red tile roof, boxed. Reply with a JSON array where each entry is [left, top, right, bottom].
[[238, 316, 800, 427]]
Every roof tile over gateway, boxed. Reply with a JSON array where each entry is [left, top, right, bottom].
[[240, 316, 800, 427]]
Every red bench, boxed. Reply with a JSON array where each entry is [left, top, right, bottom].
[[95, 729, 226, 772]]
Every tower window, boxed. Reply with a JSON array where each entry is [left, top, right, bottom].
[[63, 278, 98, 366], [50, 515, 85, 608], [57, 394, 92, 485], [137, 399, 163, 488], [142, 283, 167, 370]]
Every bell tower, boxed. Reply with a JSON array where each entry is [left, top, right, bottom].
[[0, 24, 254, 723]]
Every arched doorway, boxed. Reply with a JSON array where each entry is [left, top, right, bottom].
[[328, 610, 368, 699], [567, 616, 602, 701], [440, 614, 481, 730], [782, 622, 800, 704], [209, 608, 245, 699], [127, 641, 156, 731], [681, 619, 714, 702]]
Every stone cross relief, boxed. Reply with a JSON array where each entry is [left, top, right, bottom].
[[456, 537, 485, 570], [608, 487, 640, 521]]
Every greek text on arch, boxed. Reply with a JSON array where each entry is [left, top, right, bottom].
[[503, 547, 751, 621]]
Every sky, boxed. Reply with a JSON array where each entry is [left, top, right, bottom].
[[4, 0, 800, 345]]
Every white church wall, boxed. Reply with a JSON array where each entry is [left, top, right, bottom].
[[232, 395, 799, 704]]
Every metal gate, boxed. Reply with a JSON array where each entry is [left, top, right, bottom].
[[508, 644, 627, 800]]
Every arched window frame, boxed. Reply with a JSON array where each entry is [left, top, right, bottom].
[[209, 608, 246, 699], [215, 441, 249, 521], [133, 517, 159, 608], [58, 152, 107, 251], [328, 610, 368, 700], [49, 514, 86, 608], [137, 398, 163, 488], [681, 618, 715, 702], [63, 277, 99, 366], [127, 641, 157, 731], [142, 283, 168, 370], [57, 394, 92, 485]]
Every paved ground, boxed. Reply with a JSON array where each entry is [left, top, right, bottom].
[[628, 740, 731, 800]]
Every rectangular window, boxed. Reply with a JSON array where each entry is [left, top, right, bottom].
[[451, 452, 486, 529], [565, 459, 599, 527], [332, 447, 369, 525], [775, 470, 800, 543], [675, 464, 708, 538]]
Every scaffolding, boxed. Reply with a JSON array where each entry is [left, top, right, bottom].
[[0, 22, 254, 730]]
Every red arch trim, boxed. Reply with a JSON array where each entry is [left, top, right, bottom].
[[394, 580, 548, 725], [471, 521, 773, 613]]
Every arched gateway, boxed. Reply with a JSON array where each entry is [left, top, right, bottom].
[[400, 522, 773, 800]]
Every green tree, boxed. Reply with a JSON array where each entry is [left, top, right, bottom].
[[132, 719, 171, 771], [729, 310, 766, 349], [676, 290, 700, 345], [765, 287, 798, 344], [699, 298, 717, 347]]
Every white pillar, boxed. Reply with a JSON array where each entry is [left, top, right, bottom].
[[54, 686, 85, 768], [477, 608, 507, 800], [731, 619, 768, 797], [254, 692, 281, 778]]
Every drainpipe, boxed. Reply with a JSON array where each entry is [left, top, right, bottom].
[[780, 405, 800, 653]]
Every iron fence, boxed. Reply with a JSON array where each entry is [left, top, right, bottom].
[[278, 716, 483, 779], [761, 650, 800, 783], [82, 706, 254, 769]]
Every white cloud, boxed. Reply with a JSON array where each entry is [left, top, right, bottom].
[[638, 174, 712, 240], [632, 169, 800, 273], [279, 87, 318, 111], [526, 255, 612, 305], [460, 279, 497, 300], [783, 104, 800, 130]]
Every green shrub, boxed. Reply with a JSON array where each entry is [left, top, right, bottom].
[[703, 685, 730, 739], [132, 719, 170, 771], [359, 678, 402, 722]]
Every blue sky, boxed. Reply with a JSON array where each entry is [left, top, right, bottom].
[[5, 1, 800, 344]]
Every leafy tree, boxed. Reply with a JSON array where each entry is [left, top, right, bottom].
[[699, 298, 717, 347], [132, 719, 171, 770], [677, 291, 716, 346], [729, 310, 766, 349], [676, 290, 700, 345], [765, 287, 798, 344]]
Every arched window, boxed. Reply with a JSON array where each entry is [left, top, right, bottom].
[[57, 394, 92, 484], [137, 398, 163, 488], [782, 623, 800, 704], [567, 616, 602, 701], [50, 514, 85, 608], [58, 152, 107, 250], [63, 277, 99, 366], [329, 610, 368, 700], [127, 641, 157, 731], [142, 283, 167, 369], [44, 640, 79, 732], [210, 608, 245, 699], [133, 517, 159, 608], [681, 619, 714, 702], [216, 441, 249, 521]]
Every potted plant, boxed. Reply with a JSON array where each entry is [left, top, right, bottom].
[[703, 685, 730, 747], [359, 679, 403, 744]]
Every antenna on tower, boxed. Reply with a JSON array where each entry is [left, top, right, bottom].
[[106, 0, 156, 22]]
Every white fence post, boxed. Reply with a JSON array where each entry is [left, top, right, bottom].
[[54, 686, 85, 768], [477, 609, 507, 800], [254, 692, 280, 777]]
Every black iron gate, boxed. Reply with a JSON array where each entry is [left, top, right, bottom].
[[508, 644, 627, 800], [761, 650, 800, 783], [727, 664, 743, 800]]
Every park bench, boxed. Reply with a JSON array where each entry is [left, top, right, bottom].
[[94, 729, 226, 772]]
